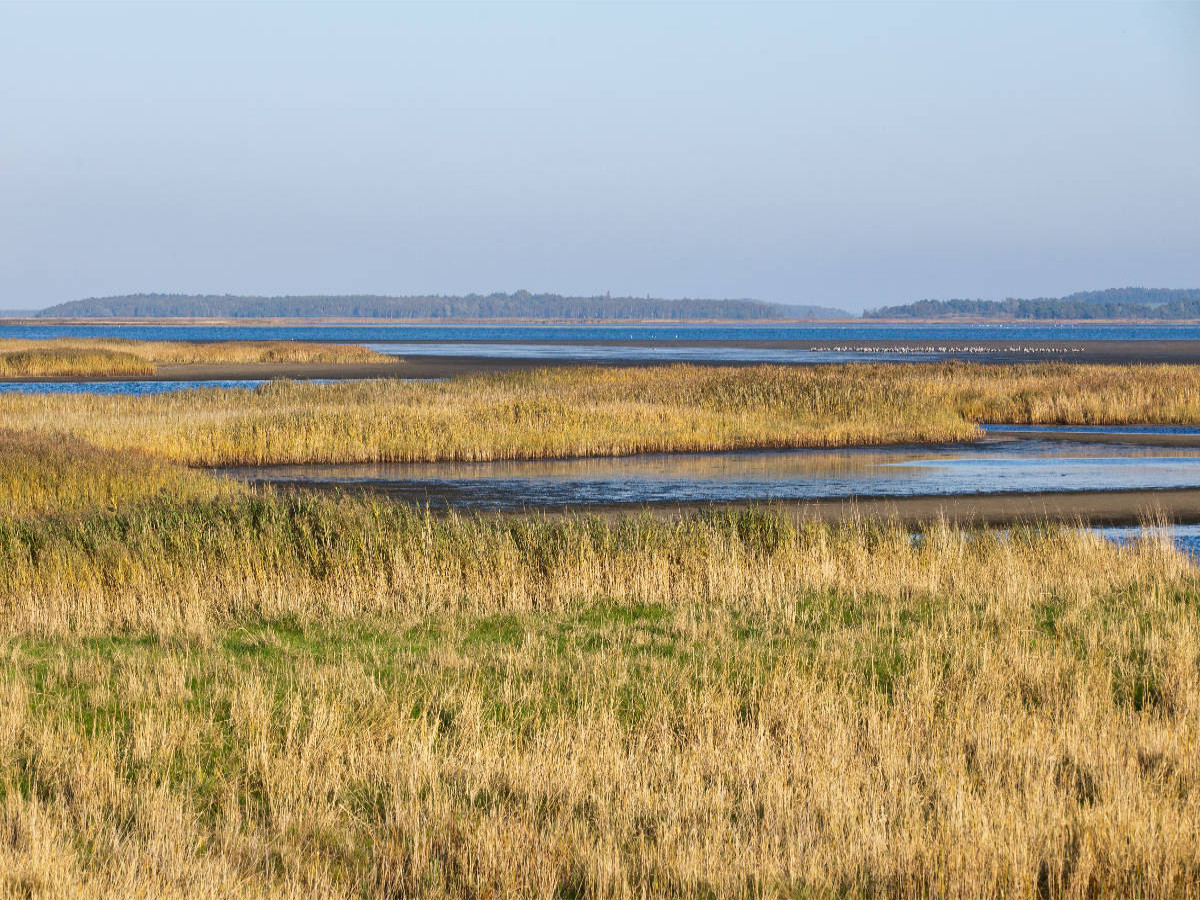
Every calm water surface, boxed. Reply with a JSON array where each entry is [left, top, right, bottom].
[[0, 380, 275, 396], [1099, 524, 1200, 557], [7, 323, 1200, 342], [222, 435, 1200, 510], [221, 431, 1200, 555], [1, 322, 1192, 365], [361, 342, 949, 363], [982, 424, 1200, 436]]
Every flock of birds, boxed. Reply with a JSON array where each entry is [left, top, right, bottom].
[[815, 345, 1085, 354]]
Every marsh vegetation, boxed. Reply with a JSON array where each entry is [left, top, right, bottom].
[[2, 478, 1198, 895], [1, 363, 1199, 898], [0, 338, 391, 378], [3, 362, 1200, 466]]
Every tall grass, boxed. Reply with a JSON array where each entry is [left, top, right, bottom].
[[1, 490, 1193, 637], [0, 338, 390, 377], [0, 431, 238, 519], [938, 360, 1200, 424], [0, 347, 155, 377], [3, 362, 1200, 896], [0, 363, 976, 465], [0, 493, 1197, 896], [3, 362, 1200, 466]]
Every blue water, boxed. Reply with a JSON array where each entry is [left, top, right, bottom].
[[223, 439, 1200, 554], [1099, 524, 1200, 558], [0, 380, 273, 396], [224, 439, 1200, 510], [5, 322, 1200, 342], [982, 424, 1200, 436], [0, 379, 367, 396], [363, 342, 949, 363]]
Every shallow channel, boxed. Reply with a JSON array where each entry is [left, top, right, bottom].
[[222, 428, 1200, 512]]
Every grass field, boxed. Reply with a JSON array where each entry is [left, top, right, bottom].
[[2, 361, 1200, 466], [1, 365, 1199, 898], [0, 338, 390, 377], [0, 431, 238, 519], [1, 479, 1198, 897]]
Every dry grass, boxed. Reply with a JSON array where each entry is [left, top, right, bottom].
[[3, 362, 1200, 897], [3, 361, 1200, 467], [0, 338, 390, 377], [939, 361, 1200, 424], [0, 431, 239, 520], [0, 347, 155, 378], [0, 363, 976, 465], [0, 486, 1198, 897]]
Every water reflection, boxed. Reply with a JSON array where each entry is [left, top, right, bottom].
[[0, 380, 272, 396], [983, 424, 1200, 436], [362, 342, 945, 363], [0, 378, 369, 396], [223, 438, 1200, 511], [1097, 524, 1200, 558]]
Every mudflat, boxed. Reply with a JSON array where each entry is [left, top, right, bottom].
[[981, 428, 1200, 447], [658, 487, 1200, 527], [6, 339, 1200, 382], [246, 478, 1200, 527], [158, 357, 605, 380], [0, 357, 595, 382]]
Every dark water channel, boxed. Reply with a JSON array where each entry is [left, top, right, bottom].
[[223, 426, 1200, 512]]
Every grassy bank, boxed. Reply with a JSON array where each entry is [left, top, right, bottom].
[[0, 431, 238, 519], [0, 490, 1198, 897], [0, 363, 980, 464], [0, 338, 390, 377], [2, 362, 1200, 466], [3, 364, 1200, 897]]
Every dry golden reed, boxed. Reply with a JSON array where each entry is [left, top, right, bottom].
[[2, 362, 1199, 467], [3, 363, 1200, 897], [0, 337, 390, 377], [0, 491, 1198, 898], [0, 431, 239, 519], [0, 346, 154, 378]]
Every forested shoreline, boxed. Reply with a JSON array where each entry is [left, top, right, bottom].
[[39, 291, 847, 320], [867, 287, 1200, 319]]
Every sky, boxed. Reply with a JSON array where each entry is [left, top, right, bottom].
[[1, 1, 1198, 312]]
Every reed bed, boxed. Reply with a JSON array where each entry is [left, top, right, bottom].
[[0, 363, 989, 465], [0, 431, 238, 519], [0, 347, 155, 378], [939, 361, 1200, 425], [0, 338, 389, 377], [1, 490, 1199, 897], [4, 363, 1200, 897], [4, 361, 1200, 466]]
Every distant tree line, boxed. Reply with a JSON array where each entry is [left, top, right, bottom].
[[865, 288, 1200, 320], [39, 291, 848, 320]]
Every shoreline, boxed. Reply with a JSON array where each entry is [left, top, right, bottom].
[[246, 482, 1200, 528], [5, 339, 1200, 382], [981, 429, 1200, 447], [0, 358, 556, 382], [11, 315, 1200, 325], [219, 429, 1200, 527]]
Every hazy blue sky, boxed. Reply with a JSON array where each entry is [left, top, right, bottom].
[[2, 1, 1197, 311]]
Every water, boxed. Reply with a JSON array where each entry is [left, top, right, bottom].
[[982, 424, 1200, 436], [5, 322, 1200, 343], [362, 342, 950, 363], [1098, 524, 1200, 558], [222, 437, 1200, 511], [223, 434, 1200, 555], [1, 322, 1190, 367], [0, 380, 275, 396]]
